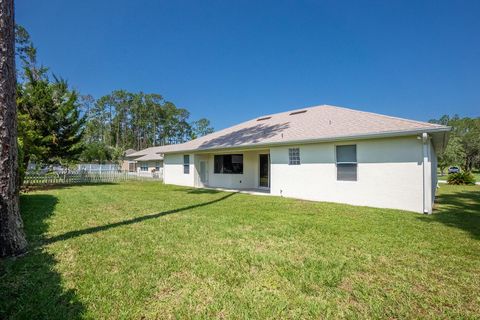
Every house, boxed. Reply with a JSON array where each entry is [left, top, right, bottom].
[[120, 149, 138, 172], [141, 105, 450, 213], [126, 148, 164, 178]]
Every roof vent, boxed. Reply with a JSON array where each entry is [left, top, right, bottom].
[[257, 116, 271, 121], [289, 110, 307, 116]]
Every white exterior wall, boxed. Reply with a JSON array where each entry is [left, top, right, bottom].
[[136, 161, 163, 173], [193, 150, 268, 189], [163, 153, 195, 187], [163, 135, 439, 213], [136, 160, 164, 178], [270, 136, 426, 212]]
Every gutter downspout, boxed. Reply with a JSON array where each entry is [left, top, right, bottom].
[[422, 133, 432, 214]]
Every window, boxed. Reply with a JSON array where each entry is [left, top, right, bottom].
[[183, 155, 190, 174], [140, 162, 148, 172], [155, 162, 161, 171], [336, 145, 357, 181], [214, 154, 243, 174], [288, 148, 300, 165], [129, 162, 136, 172]]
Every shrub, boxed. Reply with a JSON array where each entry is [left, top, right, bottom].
[[447, 172, 476, 185]]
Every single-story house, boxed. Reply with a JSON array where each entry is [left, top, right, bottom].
[[125, 148, 164, 178], [139, 105, 450, 213], [120, 148, 138, 172]]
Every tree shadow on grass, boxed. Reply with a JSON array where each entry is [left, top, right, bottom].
[[0, 190, 236, 319], [417, 189, 480, 240], [187, 189, 222, 194], [45, 192, 236, 245], [0, 194, 84, 319], [171, 188, 222, 194], [22, 182, 118, 192]]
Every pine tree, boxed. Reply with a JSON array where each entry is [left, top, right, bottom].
[[45, 77, 85, 164], [0, 0, 28, 257]]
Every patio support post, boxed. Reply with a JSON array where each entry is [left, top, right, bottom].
[[422, 132, 433, 214]]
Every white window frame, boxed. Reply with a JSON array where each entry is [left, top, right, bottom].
[[140, 162, 148, 172], [183, 155, 190, 174], [213, 154, 244, 174], [335, 144, 358, 181], [288, 148, 300, 165]]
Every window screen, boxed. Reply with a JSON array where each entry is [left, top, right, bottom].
[[183, 155, 190, 174], [214, 154, 243, 174], [288, 148, 300, 165], [336, 145, 357, 181]]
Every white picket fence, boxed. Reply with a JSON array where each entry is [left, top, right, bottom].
[[77, 163, 120, 172], [23, 170, 160, 186]]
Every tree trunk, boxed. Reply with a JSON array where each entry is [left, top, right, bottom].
[[465, 157, 472, 172], [19, 152, 29, 186], [0, 0, 28, 257]]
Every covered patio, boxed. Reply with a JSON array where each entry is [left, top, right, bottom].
[[193, 149, 271, 192]]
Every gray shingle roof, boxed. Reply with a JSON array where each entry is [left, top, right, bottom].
[[127, 147, 162, 158], [133, 153, 164, 161], [140, 105, 450, 154]]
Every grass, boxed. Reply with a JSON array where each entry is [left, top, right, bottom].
[[1, 181, 479, 319]]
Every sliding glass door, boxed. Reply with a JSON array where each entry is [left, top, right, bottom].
[[259, 154, 269, 188]]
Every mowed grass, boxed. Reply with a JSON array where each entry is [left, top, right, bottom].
[[1, 182, 479, 319]]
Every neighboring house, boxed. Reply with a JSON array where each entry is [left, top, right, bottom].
[[139, 105, 451, 213], [78, 163, 120, 172], [121, 149, 138, 172], [126, 148, 164, 178]]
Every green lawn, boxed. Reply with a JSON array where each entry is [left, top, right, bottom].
[[1, 182, 479, 319]]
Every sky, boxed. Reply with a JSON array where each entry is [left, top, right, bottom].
[[17, 0, 480, 130]]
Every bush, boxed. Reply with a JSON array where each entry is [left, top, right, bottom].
[[447, 172, 476, 185]]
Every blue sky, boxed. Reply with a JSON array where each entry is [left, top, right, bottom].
[[17, 0, 479, 130]]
